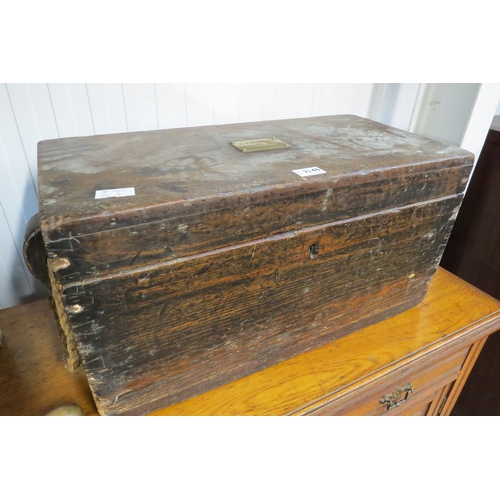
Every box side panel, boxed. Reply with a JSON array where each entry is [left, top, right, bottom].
[[59, 195, 462, 415], [45, 163, 471, 284]]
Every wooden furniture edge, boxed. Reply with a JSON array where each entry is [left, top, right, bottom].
[[292, 310, 500, 415], [440, 337, 488, 416]]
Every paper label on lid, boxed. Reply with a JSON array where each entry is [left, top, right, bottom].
[[95, 187, 135, 199], [292, 167, 327, 177]]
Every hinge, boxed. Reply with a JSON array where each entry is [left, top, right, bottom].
[[437, 396, 448, 416]]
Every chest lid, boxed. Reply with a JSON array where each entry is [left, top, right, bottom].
[[38, 115, 474, 282]]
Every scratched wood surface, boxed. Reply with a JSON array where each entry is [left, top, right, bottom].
[[38, 115, 473, 283], [61, 196, 458, 415], [33, 115, 475, 415], [3, 268, 500, 416], [152, 268, 500, 416]]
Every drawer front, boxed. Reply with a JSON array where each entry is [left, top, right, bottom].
[[309, 344, 471, 416]]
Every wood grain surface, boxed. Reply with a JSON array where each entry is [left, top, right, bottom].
[[2, 268, 500, 416], [60, 196, 461, 415], [151, 268, 500, 416], [34, 115, 475, 415], [0, 299, 97, 416], [38, 115, 473, 283]]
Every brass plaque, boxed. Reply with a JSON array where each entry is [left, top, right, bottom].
[[230, 137, 289, 153]]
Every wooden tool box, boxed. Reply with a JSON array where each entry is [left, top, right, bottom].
[[26, 115, 474, 415]]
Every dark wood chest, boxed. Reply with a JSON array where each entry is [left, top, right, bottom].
[[31, 115, 474, 415]]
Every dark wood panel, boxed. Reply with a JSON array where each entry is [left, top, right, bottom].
[[451, 332, 500, 415], [33, 115, 476, 416], [45, 165, 469, 283], [58, 197, 460, 415], [37, 115, 473, 283], [441, 124, 500, 298], [441, 119, 500, 416]]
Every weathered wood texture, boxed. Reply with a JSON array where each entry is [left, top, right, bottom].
[[154, 269, 500, 416], [3, 269, 499, 416], [38, 115, 472, 283], [34, 115, 474, 415], [59, 196, 459, 414]]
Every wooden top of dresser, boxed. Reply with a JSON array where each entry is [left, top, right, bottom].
[[1, 267, 500, 416]]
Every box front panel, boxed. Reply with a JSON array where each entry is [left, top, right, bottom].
[[45, 163, 470, 284], [57, 195, 461, 415]]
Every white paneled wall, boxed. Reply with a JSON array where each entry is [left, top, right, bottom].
[[0, 83, 380, 309], [369, 83, 421, 131]]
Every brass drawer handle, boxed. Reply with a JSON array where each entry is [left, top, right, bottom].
[[379, 383, 413, 411]]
